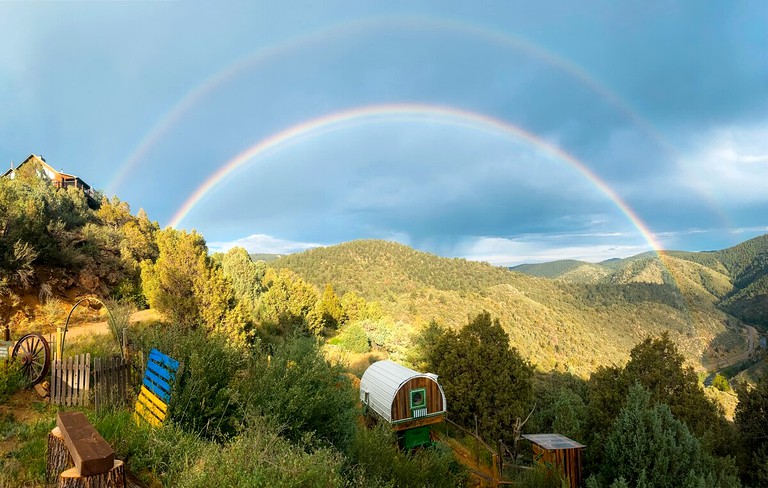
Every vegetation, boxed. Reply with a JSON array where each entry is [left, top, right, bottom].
[[416, 312, 534, 445], [1, 164, 767, 486], [734, 376, 768, 486], [270, 239, 762, 376]]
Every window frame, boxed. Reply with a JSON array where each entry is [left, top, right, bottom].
[[409, 387, 427, 410]]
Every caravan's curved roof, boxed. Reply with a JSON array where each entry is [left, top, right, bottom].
[[359, 360, 445, 423]]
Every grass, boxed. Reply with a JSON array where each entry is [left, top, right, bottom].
[[0, 413, 55, 487]]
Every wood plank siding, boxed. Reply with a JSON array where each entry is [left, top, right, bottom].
[[532, 444, 583, 488], [391, 377, 443, 422]]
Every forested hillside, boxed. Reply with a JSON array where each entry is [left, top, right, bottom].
[[514, 235, 768, 332], [271, 240, 752, 375]]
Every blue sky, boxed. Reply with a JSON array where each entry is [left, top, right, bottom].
[[1, 1, 766, 265]]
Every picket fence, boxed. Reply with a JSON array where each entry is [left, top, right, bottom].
[[50, 353, 141, 411], [50, 354, 91, 407]]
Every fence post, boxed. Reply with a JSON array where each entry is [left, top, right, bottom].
[[84, 353, 91, 407], [93, 357, 99, 413]]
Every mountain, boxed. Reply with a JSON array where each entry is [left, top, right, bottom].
[[510, 260, 609, 283], [512, 235, 768, 332], [669, 234, 768, 330], [269, 239, 759, 376]]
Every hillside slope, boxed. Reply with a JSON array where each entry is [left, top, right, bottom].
[[271, 240, 749, 376]]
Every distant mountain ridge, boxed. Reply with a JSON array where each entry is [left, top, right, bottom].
[[268, 237, 768, 376], [512, 234, 768, 330]]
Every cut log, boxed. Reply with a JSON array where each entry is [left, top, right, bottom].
[[57, 411, 115, 476], [59, 460, 126, 488], [47, 426, 74, 484]]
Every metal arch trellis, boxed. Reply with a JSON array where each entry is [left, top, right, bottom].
[[60, 297, 122, 359]]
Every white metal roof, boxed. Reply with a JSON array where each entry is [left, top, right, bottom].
[[359, 360, 445, 422], [522, 433, 585, 449]]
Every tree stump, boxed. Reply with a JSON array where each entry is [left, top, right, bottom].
[[47, 427, 74, 484], [58, 460, 126, 488]]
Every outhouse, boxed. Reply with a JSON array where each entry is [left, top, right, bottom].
[[522, 433, 585, 488], [360, 360, 447, 449]]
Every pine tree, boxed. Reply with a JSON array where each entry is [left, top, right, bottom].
[[427, 311, 533, 444]]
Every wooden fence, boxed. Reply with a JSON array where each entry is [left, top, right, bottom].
[[93, 356, 141, 413], [50, 354, 142, 411], [51, 354, 91, 407]]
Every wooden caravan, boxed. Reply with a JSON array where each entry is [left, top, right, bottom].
[[523, 433, 585, 488], [360, 360, 446, 448]]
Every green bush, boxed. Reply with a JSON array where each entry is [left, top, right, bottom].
[[329, 321, 370, 353], [0, 362, 27, 403], [90, 409, 207, 486], [513, 464, 570, 488], [712, 373, 731, 392], [347, 424, 466, 487], [129, 322, 246, 439], [234, 336, 358, 452], [177, 417, 345, 488]]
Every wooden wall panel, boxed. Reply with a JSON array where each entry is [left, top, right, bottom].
[[532, 444, 583, 488], [390, 377, 445, 422]]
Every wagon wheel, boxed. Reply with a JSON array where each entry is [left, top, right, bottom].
[[11, 333, 51, 386]]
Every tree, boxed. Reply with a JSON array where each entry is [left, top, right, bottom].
[[219, 247, 265, 315], [425, 311, 534, 444], [622, 333, 722, 440], [140, 229, 208, 327], [600, 384, 741, 488], [311, 283, 345, 331], [259, 268, 320, 335], [734, 376, 768, 486], [586, 334, 725, 450]]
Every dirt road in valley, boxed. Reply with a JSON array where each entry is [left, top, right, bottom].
[[704, 324, 759, 386]]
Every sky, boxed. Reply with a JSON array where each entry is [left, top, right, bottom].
[[1, 1, 766, 266]]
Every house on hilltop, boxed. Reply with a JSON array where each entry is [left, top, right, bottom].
[[3, 154, 98, 205]]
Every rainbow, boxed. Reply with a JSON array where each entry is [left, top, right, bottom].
[[167, 103, 664, 255], [108, 15, 678, 195]]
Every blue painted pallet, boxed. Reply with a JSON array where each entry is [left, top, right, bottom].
[[133, 348, 180, 427]]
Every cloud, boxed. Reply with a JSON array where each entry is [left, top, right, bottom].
[[680, 123, 768, 205], [207, 234, 322, 255], [455, 235, 651, 267]]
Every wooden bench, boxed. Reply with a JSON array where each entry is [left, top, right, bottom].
[[47, 411, 125, 487]]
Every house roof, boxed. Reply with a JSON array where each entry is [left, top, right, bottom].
[[522, 433, 585, 450], [4, 154, 86, 184], [359, 360, 445, 422]]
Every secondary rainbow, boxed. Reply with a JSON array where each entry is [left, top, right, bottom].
[[109, 15, 677, 196], [167, 103, 664, 255]]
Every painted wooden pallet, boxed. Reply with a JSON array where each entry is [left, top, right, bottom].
[[133, 348, 180, 427]]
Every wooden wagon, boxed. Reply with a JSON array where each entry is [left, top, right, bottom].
[[359, 360, 447, 449]]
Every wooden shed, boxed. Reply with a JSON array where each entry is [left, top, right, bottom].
[[360, 360, 447, 448], [523, 434, 585, 488]]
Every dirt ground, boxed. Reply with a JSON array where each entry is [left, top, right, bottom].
[[63, 309, 163, 339]]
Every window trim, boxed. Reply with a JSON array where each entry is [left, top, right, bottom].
[[409, 387, 427, 410]]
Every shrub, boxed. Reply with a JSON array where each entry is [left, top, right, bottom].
[[129, 322, 246, 439], [0, 362, 27, 403], [234, 336, 358, 452], [89, 409, 207, 486], [177, 417, 345, 488], [712, 373, 730, 392], [347, 424, 467, 487], [329, 321, 370, 353], [513, 463, 570, 488]]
